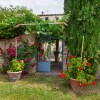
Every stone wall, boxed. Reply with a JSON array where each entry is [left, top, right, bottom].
[[0, 34, 35, 71]]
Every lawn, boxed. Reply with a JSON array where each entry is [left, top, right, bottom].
[[0, 74, 100, 100]]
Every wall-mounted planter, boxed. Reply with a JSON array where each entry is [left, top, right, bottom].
[[37, 61, 50, 72]]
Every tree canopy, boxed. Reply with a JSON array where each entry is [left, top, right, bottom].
[[0, 6, 43, 39]]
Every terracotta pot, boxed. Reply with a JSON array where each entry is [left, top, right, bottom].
[[70, 78, 83, 91], [7, 71, 22, 81]]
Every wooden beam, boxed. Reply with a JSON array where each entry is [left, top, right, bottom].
[[15, 22, 67, 28]]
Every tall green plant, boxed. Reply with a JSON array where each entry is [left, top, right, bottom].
[[64, 0, 100, 57], [64, 0, 100, 75], [0, 6, 42, 39]]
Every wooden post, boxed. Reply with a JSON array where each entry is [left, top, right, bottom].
[[15, 37, 17, 59], [81, 35, 84, 61]]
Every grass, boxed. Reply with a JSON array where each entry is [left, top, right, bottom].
[[0, 74, 100, 100]]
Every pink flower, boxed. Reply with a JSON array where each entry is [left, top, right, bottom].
[[21, 70, 27, 74], [32, 62, 36, 67], [39, 53, 43, 58], [39, 43, 43, 47], [41, 49, 44, 54], [24, 58, 31, 62], [23, 54, 26, 56], [0, 53, 2, 56], [2, 64, 4, 67]]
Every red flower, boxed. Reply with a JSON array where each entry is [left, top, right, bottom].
[[23, 54, 26, 56], [87, 62, 91, 67], [71, 56, 75, 59], [59, 73, 66, 78], [88, 58, 90, 61], [21, 70, 27, 74], [92, 81, 96, 86], [2, 64, 4, 67], [39, 43, 43, 47], [19, 60, 23, 63], [39, 53, 43, 58], [32, 62, 36, 67], [79, 66, 83, 70], [41, 49, 44, 54], [82, 82, 87, 87], [66, 62, 70, 66]]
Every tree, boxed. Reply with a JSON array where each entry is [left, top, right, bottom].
[[64, 0, 100, 74], [0, 6, 42, 39]]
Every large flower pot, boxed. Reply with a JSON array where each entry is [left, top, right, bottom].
[[7, 71, 22, 81], [70, 78, 83, 91]]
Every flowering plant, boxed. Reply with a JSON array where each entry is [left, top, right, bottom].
[[8, 59, 24, 72], [3, 41, 38, 73], [65, 56, 97, 87], [2, 43, 16, 73], [0, 47, 3, 57]]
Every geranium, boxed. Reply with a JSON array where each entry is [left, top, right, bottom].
[[87, 62, 91, 67], [59, 73, 66, 78], [71, 56, 75, 58], [82, 82, 87, 87], [79, 66, 83, 70], [92, 81, 96, 86], [64, 57, 96, 86]]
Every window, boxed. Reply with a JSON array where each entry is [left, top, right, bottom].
[[45, 17, 49, 21], [56, 17, 59, 21]]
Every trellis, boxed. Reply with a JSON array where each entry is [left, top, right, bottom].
[[14, 22, 67, 59]]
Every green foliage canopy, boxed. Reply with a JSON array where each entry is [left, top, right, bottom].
[[64, 0, 100, 58], [0, 6, 42, 39]]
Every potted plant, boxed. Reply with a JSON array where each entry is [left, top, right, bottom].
[[64, 56, 97, 91], [7, 59, 24, 81]]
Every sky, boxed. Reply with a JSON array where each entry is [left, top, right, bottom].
[[0, 0, 64, 15]]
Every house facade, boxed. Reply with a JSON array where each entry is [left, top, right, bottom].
[[38, 13, 64, 22]]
